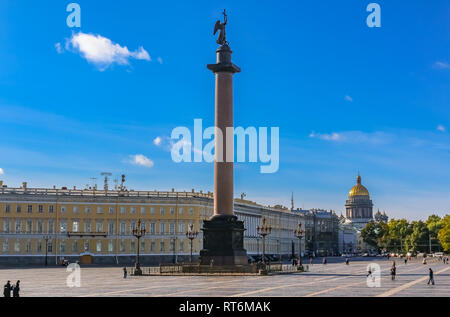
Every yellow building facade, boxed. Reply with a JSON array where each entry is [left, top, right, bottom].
[[0, 182, 307, 265]]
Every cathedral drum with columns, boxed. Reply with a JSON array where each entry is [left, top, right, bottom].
[[345, 174, 374, 229]]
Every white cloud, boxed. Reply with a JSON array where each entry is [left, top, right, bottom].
[[437, 125, 446, 132], [153, 137, 162, 146], [309, 131, 392, 144], [0, 168, 4, 175], [55, 42, 64, 54], [309, 131, 341, 141], [66, 32, 151, 70], [129, 154, 154, 167], [344, 95, 353, 102], [434, 61, 450, 70], [157, 57, 163, 64]]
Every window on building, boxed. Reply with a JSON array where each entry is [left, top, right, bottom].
[[130, 221, 136, 233], [131, 207, 136, 214], [108, 222, 115, 234], [169, 222, 175, 235], [73, 206, 79, 214], [27, 205, 33, 213], [38, 205, 43, 213], [37, 241, 42, 253], [140, 221, 146, 231], [15, 220, 22, 233], [189, 208, 194, 215], [48, 220, 54, 233], [96, 241, 102, 252], [60, 220, 67, 233], [72, 221, 80, 232], [61, 206, 66, 214], [160, 222, 165, 234], [179, 208, 184, 215], [109, 207, 114, 214], [170, 240, 175, 252], [170, 207, 175, 215], [60, 240, 66, 253], [37, 220, 43, 234], [85, 206, 91, 214], [3, 240, 9, 252], [150, 207, 156, 214], [49, 205, 54, 213], [160, 207, 165, 215], [150, 222, 156, 234], [47, 242, 53, 253], [160, 241, 165, 252], [130, 241, 136, 253], [120, 222, 126, 234], [120, 207, 126, 214], [108, 240, 114, 252], [72, 240, 78, 253], [84, 240, 89, 252], [180, 240, 184, 252], [5, 204, 10, 213], [14, 240, 20, 252], [3, 219, 10, 233], [140, 240, 145, 252], [150, 241, 155, 252], [84, 220, 91, 233], [120, 240, 125, 252], [96, 221, 103, 233], [178, 221, 185, 233], [97, 207, 103, 214], [140, 207, 146, 214], [16, 205, 22, 213], [26, 219, 33, 233]]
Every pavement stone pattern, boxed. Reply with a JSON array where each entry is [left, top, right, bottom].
[[0, 258, 448, 297]]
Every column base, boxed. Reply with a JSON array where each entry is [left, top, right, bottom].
[[199, 214, 248, 266]]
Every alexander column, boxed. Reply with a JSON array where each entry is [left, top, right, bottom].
[[200, 10, 248, 266]]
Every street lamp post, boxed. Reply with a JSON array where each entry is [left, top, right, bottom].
[[186, 223, 198, 263], [294, 222, 305, 268], [132, 219, 146, 276], [257, 217, 272, 265], [43, 235, 51, 266]]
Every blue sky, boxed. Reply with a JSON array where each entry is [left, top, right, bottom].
[[0, 0, 449, 220]]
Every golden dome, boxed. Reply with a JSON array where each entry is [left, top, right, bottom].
[[349, 175, 370, 197]]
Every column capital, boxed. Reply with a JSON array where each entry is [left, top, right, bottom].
[[207, 44, 241, 74]]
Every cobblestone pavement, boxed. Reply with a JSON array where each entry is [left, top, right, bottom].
[[0, 258, 448, 297]]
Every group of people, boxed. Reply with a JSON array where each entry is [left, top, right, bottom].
[[3, 280, 20, 297]]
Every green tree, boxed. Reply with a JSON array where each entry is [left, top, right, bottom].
[[426, 215, 443, 252], [438, 215, 450, 252], [361, 221, 378, 248], [407, 221, 429, 253]]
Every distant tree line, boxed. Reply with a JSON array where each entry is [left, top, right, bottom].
[[361, 214, 450, 254]]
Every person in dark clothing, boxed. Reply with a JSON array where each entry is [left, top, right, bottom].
[[3, 281, 12, 297], [123, 267, 127, 279], [391, 266, 396, 280], [367, 268, 372, 277], [12, 281, 20, 298], [346, 258, 350, 265], [427, 268, 435, 285], [322, 257, 327, 265], [404, 258, 408, 265]]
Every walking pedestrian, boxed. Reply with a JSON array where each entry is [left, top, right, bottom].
[[367, 267, 372, 277], [123, 267, 127, 279], [346, 258, 350, 265], [322, 257, 327, 265], [3, 281, 12, 297], [391, 265, 396, 281], [427, 268, 435, 285], [404, 258, 408, 265], [12, 281, 20, 298]]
